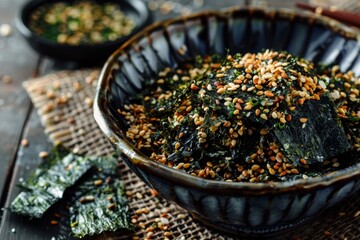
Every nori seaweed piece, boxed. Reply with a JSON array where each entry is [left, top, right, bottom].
[[10, 152, 133, 238], [10, 152, 93, 218], [69, 156, 133, 238], [272, 95, 351, 165], [10, 191, 58, 219]]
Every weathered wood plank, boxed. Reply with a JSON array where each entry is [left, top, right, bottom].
[[0, 0, 39, 204], [0, 110, 75, 240]]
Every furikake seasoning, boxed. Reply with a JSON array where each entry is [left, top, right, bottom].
[[119, 50, 360, 182], [29, 0, 135, 45]]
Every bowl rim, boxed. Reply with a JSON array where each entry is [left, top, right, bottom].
[[94, 6, 360, 195], [15, 0, 152, 49]]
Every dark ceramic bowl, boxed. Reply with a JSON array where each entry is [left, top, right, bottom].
[[16, 0, 151, 63], [94, 7, 360, 236]]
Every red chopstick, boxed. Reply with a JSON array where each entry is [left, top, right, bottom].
[[296, 2, 360, 29]]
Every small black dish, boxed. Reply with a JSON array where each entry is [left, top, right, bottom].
[[16, 0, 152, 64]]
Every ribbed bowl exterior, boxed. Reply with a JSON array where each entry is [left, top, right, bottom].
[[118, 154, 360, 235], [94, 7, 360, 236]]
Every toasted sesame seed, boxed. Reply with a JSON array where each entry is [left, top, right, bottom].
[[138, 222, 146, 229], [332, 162, 340, 167], [94, 179, 103, 186], [83, 97, 92, 107], [262, 73, 273, 79], [190, 83, 199, 90], [39, 151, 49, 158], [177, 213, 186, 219], [265, 91, 274, 98], [136, 192, 143, 199], [251, 164, 260, 171], [46, 90, 56, 99], [223, 121, 231, 127], [209, 170, 216, 178], [50, 220, 59, 225], [260, 113, 268, 120], [271, 112, 278, 119], [247, 86, 255, 92], [344, 82, 351, 88], [198, 169, 206, 177], [319, 80, 327, 89], [199, 138, 206, 143], [217, 88, 225, 94], [281, 72, 288, 78], [354, 211, 360, 218], [224, 101, 231, 107], [2, 75, 12, 84], [268, 168, 275, 175], [300, 158, 307, 165], [21, 139, 29, 147], [244, 103, 252, 110], [299, 91, 306, 98], [249, 177, 257, 183], [156, 79, 165, 84], [195, 120, 203, 125], [80, 195, 95, 203], [260, 128, 268, 135], [300, 118, 308, 123], [181, 76, 190, 81]]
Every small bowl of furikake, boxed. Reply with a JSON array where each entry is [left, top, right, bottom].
[[94, 7, 360, 237], [16, 0, 151, 64]]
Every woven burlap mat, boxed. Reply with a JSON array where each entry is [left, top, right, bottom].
[[23, 70, 360, 240]]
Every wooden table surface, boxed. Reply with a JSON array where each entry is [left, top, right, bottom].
[[0, 0, 357, 239]]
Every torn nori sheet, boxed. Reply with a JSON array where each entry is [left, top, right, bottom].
[[11, 153, 93, 218], [69, 156, 133, 238], [10, 191, 59, 219], [272, 95, 351, 165]]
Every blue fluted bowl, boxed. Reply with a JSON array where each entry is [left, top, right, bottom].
[[94, 7, 360, 237]]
